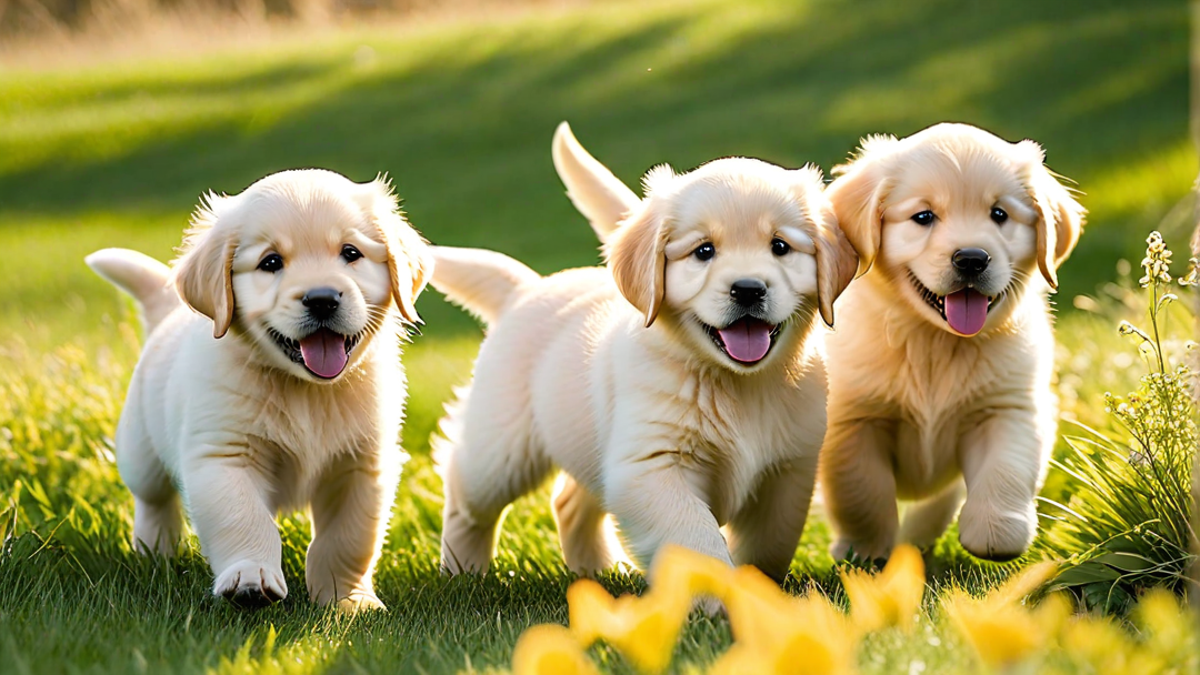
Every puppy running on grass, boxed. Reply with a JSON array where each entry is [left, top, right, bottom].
[[820, 123, 1085, 562], [432, 123, 857, 581], [87, 169, 430, 609]]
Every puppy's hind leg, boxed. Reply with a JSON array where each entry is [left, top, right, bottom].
[[115, 415, 182, 557], [898, 479, 965, 550], [436, 387, 550, 575], [552, 473, 623, 575]]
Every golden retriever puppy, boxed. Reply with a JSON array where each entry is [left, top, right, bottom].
[[820, 123, 1085, 562], [86, 169, 430, 609], [432, 126, 857, 580]]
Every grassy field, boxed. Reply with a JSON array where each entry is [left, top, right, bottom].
[[0, 0, 1196, 673]]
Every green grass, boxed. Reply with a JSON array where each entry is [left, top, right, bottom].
[[0, 0, 1196, 672]]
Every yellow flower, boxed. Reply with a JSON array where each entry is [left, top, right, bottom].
[[1133, 589, 1196, 666], [719, 566, 856, 675], [1061, 614, 1165, 675], [990, 561, 1058, 604], [567, 579, 690, 674], [839, 544, 926, 633], [649, 545, 733, 602], [512, 624, 600, 675], [943, 595, 1039, 669], [940, 562, 1059, 670]]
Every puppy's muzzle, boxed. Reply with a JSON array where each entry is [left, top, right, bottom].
[[951, 248, 991, 276], [729, 278, 767, 307], [303, 287, 342, 321]]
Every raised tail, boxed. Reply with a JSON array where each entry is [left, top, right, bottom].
[[429, 246, 540, 325], [86, 248, 180, 335], [552, 122, 640, 244]]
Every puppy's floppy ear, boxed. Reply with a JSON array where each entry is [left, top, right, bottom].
[[788, 167, 858, 327], [814, 203, 859, 327], [392, 221, 433, 324], [174, 193, 236, 339], [1016, 140, 1086, 290], [826, 135, 897, 277], [605, 165, 673, 327], [366, 176, 432, 324]]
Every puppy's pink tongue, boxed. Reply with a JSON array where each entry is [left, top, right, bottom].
[[716, 318, 773, 363], [299, 328, 348, 379], [944, 289, 989, 336]]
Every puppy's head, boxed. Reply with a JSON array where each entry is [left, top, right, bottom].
[[173, 169, 431, 383], [827, 123, 1085, 337], [605, 158, 856, 372]]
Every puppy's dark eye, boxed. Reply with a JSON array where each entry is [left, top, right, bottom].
[[341, 245, 363, 263], [257, 253, 284, 273], [990, 207, 1008, 224], [693, 243, 716, 262], [911, 210, 935, 226], [771, 238, 790, 256]]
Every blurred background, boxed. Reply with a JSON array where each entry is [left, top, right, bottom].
[[0, 0, 1191, 345]]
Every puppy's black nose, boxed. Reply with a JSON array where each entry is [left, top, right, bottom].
[[729, 279, 767, 306], [952, 248, 991, 275], [302, 287, 341, 319]]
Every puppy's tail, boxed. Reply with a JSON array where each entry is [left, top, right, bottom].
[[430, 246, 540, 325], [552, 122, 639, 244], [86, 248, 180, 335]]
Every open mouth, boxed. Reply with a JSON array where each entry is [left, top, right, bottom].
[[906, 270, 1003, 337], [702, 317, 781, 365], [267, 326, 362, 379]]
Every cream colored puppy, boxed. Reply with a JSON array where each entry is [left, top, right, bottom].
[[433, 127, 857, 580], [820, 123, 1085, 562], [86, 169, 429, 609]]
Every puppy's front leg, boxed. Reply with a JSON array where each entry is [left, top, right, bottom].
[[183, 451, 286, 607], [957, 408, 1049, 561], [307, 447, 400, 611], [605, 446, 733, 570], [727, 457, 818, 581], [819, 418, 899, 562]]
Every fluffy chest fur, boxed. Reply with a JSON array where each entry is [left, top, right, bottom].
[[140, 309, 406, 512], [826, 277, 1053, 493], [608, 322, 829, 523]]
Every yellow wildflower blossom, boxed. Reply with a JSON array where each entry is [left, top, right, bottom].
[[840, 544, 926, 633], [1061, 614, 1165, 675], [567, 579, 690, 674], [718, 566, 856, 675], [650, 545, 734, 602], [941, 562, 1059, 670], [512, 624, 600, 675], [1133, 589, 1196, 667], [990, 561, 1057, 604]]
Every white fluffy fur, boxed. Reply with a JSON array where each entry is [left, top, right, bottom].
[[820, 123, 1085, 561], [432, 130, 857, 581], [86, 169, 430, 610]]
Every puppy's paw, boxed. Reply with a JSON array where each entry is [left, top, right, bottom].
[[830, 538, 890, 565], [213, 560, 288, 608], [337, 592, 386, 614], [957, 502, 1035, 562]]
